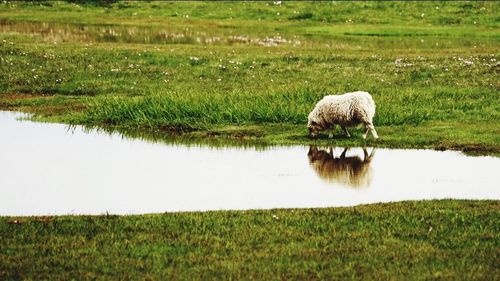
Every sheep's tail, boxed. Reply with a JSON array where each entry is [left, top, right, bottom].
[[365, 94, 376, 119], [354, 92, 376, 122]]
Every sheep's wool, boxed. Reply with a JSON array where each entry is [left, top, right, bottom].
[[308, 91, 378, 138]]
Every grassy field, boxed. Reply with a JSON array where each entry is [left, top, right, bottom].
[[0, 1, 499, 153], [0, 2, 499, 278], [1, 200, 499, 280]]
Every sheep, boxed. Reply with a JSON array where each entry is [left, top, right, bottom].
[[307, 91, 379, 139]]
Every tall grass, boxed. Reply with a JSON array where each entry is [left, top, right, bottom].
[[82, 85, 498, 130], [83, 90, 320, 129]]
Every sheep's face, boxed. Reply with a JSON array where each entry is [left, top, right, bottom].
[[308, 120, 322, 138]]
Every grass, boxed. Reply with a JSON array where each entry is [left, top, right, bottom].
[[0, 1, 499, 154], [1, 200, 499, 280]]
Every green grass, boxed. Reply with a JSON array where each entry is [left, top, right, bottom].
[[1, 200, 499, 280], [0, 1, 499, 154]]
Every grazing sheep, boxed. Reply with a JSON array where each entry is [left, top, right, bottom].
[[307, 91, 379, 139]]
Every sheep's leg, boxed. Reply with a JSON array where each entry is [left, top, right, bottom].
[[308, 146, 318, 155], [363, 123, 378, 139], [328, 124, 334, 138], [340, 148, 348, 159], [341, 126, 351, 137], [369, 124, 379, 139], [367, 148, 376, 162], [362, 125, 370, 139]]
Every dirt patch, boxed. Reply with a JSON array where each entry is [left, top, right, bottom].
[[0, 92, 88, 115], [157, 124, 197, 134], [31, 103, 88, 116], [0, 93, 55, 111], [1, 94, 32, 108], [7, 219, 22, 225], [435, 143, 499, 156], [0, 93, 53, 100], [206, 129, 265, 140]]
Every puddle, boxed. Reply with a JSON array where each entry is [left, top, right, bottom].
[[0, 111, 498, 215], [0, 19, 299, 46], [2, 19, 488, 49], [0, 19, 209, 44]]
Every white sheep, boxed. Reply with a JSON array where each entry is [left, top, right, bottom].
[[307, 91, 379, 139]]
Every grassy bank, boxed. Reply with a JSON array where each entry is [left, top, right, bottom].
[[0, 1, 499, 153], [1, 200, 499, 280]]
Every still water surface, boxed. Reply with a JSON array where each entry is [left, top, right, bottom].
[[1, 19, 490, 48], [0, 111, 498, 215]]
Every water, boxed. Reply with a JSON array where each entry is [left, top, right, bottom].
[[1, 19, 489, 49], [0, 19, 297, 46], [0, 111, 498, 215]]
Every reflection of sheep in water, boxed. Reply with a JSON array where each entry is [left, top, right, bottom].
[[307, 91, 379, 139], [307, 146, 375, 188]]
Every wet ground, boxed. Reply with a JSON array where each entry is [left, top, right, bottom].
[[1, 19, 489, 48], [0, 110, 498, 215], [0, 19, 299, 46]]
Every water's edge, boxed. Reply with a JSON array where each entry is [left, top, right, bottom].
[[1, 110, 498, 215]]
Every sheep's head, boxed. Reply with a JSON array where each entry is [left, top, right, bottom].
[[307, 120, 322, 138]]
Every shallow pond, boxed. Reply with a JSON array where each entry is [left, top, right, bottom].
[[0, 111, 498, 215], [0, 19, 297, 46], [1, 19, 490, 48]]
